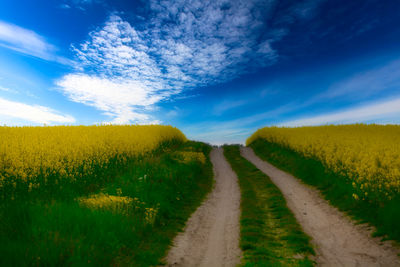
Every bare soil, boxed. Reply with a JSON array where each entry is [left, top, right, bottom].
[[165, 147, 242, 266], [241, 146, 400, 267]]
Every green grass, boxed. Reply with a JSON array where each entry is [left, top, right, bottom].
[[0, 141, 213, 266], [249, 139, 400, 243], [223, 145, 315, 266]]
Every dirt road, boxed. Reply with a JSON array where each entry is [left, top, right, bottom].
[[241, 147, 400, 267], [166, 147, 242, 266]]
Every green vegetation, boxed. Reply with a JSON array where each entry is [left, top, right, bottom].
[[223, 145, 315, 266], [250, 139, 400, 243], [0, 141, 213, 267]]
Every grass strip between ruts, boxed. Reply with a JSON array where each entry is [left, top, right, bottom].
[[249, 139, 400, 244], [223, 145, 315, 267]]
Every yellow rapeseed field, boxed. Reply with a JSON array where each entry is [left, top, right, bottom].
[[0, 125, 186, 197], [247, 124, 400, 202]]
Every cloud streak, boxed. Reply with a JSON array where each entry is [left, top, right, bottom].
[[279, 97, 400, 127], [0, 97, 75, 124], [317, 59, 400, 101], [0, 85, 17, 94], [213, 99, 248, 115], [0, 21, 72, 65]]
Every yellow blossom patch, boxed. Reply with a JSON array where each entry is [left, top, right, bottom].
[[78, 193, 134, 214], [78, 193, 159, 225]]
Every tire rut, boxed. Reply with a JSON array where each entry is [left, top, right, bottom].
[[165, 147, 242, 267], [241, 146, 400, 267]]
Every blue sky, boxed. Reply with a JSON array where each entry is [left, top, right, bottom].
[[1, 0, 400, 144]]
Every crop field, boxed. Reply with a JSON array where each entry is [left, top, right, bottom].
[[0, 125, 186, 199], [0, 125, 213, 266], [2, 124, 400, 266], [248, 124, 400, 241]]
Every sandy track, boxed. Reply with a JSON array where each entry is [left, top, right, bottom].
[[165, 147, 242, 267], [241, 147, 400, 267]]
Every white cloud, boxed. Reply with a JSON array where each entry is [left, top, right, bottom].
[[280, 97, 400, 127], [58, 0, 324, 123], [57, 74, 161, 124], [0, 97, 75, 124], [0, 21, 71, 65]]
